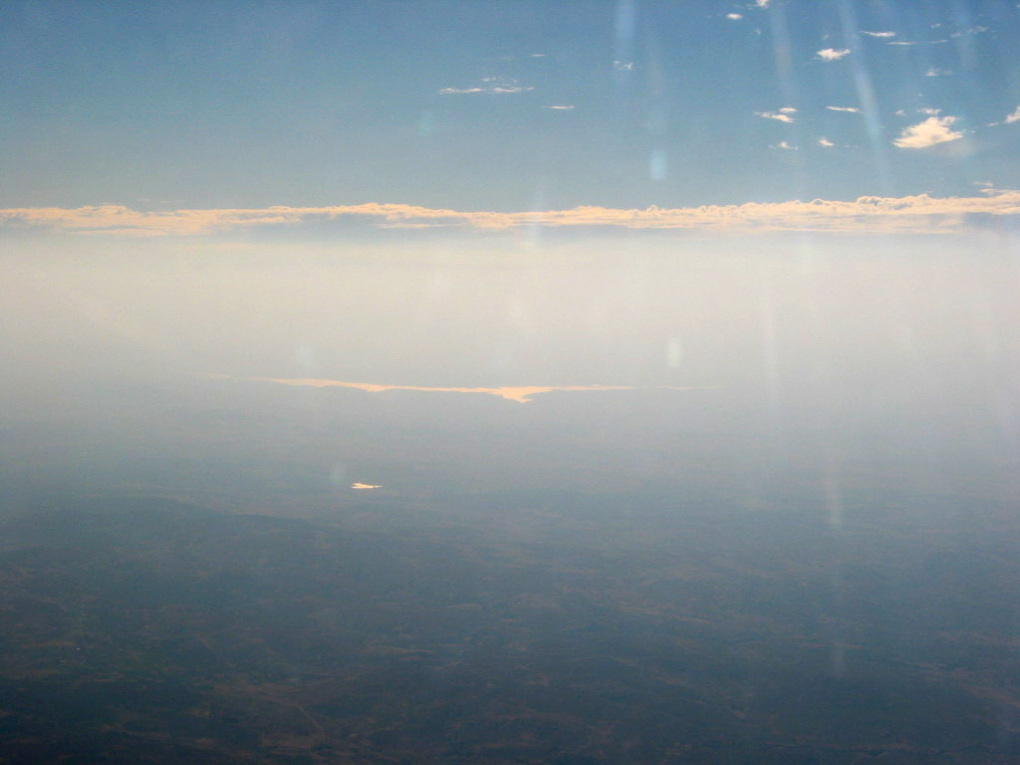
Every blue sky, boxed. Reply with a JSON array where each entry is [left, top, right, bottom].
[[3, 1, 1020, 399], [2, 0, 1019, 215]]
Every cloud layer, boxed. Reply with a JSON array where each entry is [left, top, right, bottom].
[[4, 191, 1019, 238]]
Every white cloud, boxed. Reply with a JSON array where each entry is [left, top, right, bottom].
[[10, 192, 1020, 237], [817, 48, 851, 61], [893, 115, 963, 148], [826, 106, 860, 113], [727, 13, 743, 20], [861, 31, 896, 38], [756, 110, 795, 123], [779, 107, 797, 114], [919, 107, 941, 116], [613, 60, 634, 71], [544, 105, 575, 110], [818, 137, 835, 148], [890, 39, 948, 46], [925, 67, 952, 77], [439, 77, 533, 95], [754, 0, 770, 7], [774, 141, 797, 150], [1006, 106, 1020, 124]]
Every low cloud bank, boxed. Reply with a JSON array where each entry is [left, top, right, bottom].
[[3, 191, 1019, 237]]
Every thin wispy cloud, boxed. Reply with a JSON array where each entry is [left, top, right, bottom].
[[726, 13, 743, 20], [951, 25, 988, 38], [816, 48, 851, 61], [7, 192, 1020, 237], [544, 105, 575, 110], [989, 106, 1020, 127], [893, 115, 963, 149], [756, 110, 795, 123], [204, 375, 647, 404], [818, 137, 835, 148], [826, 106, 860, 113], [861, 31, 896, 38], [440, 77, 533, 95], [754, 0, 770, 8], [774, 141, 797, 150]]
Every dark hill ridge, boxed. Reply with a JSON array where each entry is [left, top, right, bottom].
[[0, 494, 1016, 763]]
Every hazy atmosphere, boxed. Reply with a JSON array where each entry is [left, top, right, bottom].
[[3, 1, 1020, 763]]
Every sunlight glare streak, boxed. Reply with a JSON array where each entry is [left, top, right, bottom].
[[837, 0, 893, 194]]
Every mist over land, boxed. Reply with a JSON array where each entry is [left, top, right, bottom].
[[3, 233, 1020, 762]]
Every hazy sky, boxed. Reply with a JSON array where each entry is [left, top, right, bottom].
[[2, 0, 1019, 416]]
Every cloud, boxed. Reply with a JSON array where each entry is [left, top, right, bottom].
[[951, 25, 988, 38], [861, 31, 896, 38], [893, 115, 963, 148], [817, 48, 851, 61], [925, 67, 951, 77], [818, 137, 835, 148], [888, 39, 948, 46], [779, 107, 797, 114], [774, 141, 797, 150], [919, 107, 942, 116], [205, 375, 646, 404], [726, 13, 743, 20], [987, 107, 1020, 128], [544, 105, 575, 110], [613, 60, 634, 71], [826, 106, 860, 113], [7, 191, 1020, 238], [756, 110, 795, 123], [439, 77, 533, 95], [754, 0, 770, 7]]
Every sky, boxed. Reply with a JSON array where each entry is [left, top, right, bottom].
[[1, 0, 1018, 212], [1, 0, 1019, 421]]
